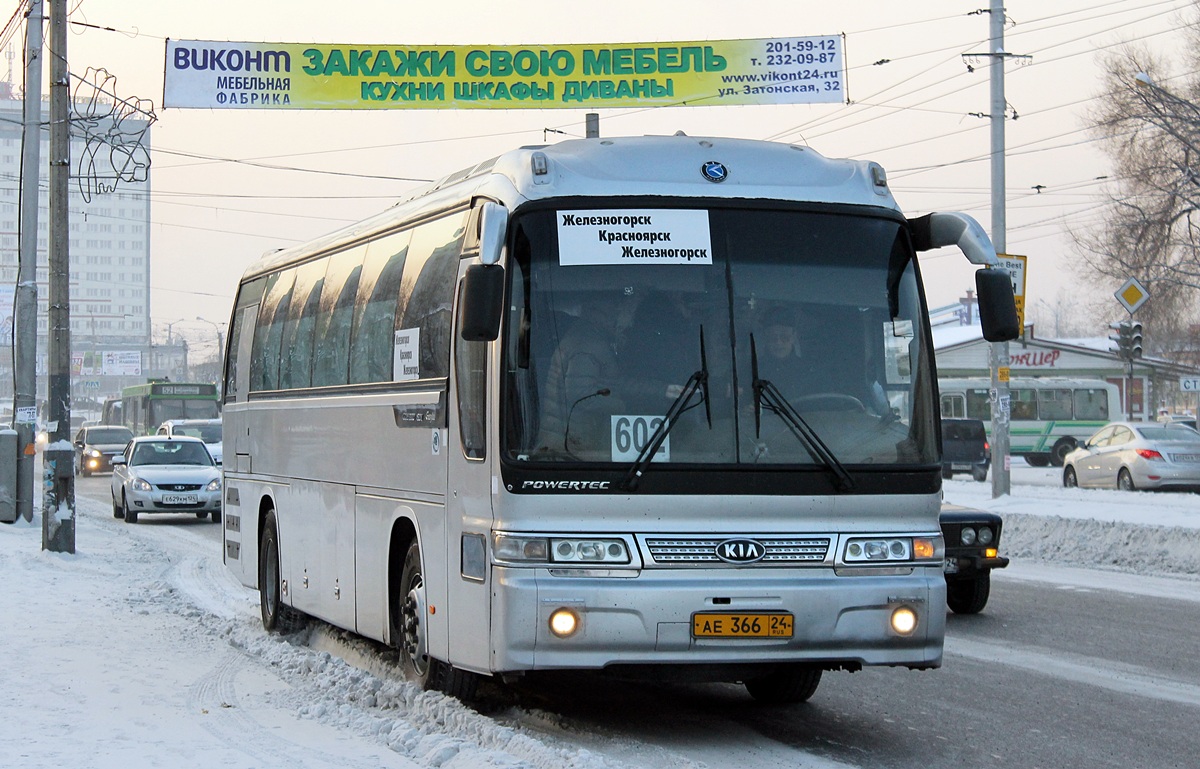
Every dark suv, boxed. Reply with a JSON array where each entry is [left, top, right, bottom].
[[941, 418, 990, 482]]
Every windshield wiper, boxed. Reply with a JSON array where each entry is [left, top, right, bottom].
[[620, 327, 711, 491], [750, 334, 855, 491]]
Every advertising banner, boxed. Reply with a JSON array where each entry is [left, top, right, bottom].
[[164, 36, 845, 110]]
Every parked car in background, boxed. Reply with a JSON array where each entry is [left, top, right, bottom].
[[110, 436, 222, 524], [939, 504, 1010, 614], [156, 418, 223, 465], [72, 425, 134, 476], [940, 418, 990, 482], [1062, 421, 1200, 492]]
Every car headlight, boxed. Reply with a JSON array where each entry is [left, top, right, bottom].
[[977, 527, 994, 545], [86, 448, 102, 458], [493, 533, 630, 564], [131, 478, 152, 492], [960, 527, 977, 546], [205, 478, 221, 492], [844, 536, 942, 563]]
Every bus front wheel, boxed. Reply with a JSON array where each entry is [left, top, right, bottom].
[[745, 665, 822, 704], [393, 540, 480, 701]]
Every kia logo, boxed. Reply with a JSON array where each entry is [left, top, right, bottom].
[[715, 538, 765, 564]]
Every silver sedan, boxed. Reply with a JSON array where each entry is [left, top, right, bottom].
[[110, 436, 222, 523], [1062, 421, 1200, 491]]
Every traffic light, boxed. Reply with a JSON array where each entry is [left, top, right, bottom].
[[1109, 321, 1132, 360], [1108, 320, 1144, 361], [1129, 321, 1144, 359]]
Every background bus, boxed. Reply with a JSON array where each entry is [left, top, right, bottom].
[[938, 377, 1120, 467], [103, 381, 221, 435], [220, 135, 1017, 704]]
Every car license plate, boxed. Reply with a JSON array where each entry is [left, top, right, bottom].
[[692, 612, 793, 638], [951, 463, 971, 470], [944, 557, 959, 574], [162, 493, 198, 505], [1171, 453, 1200, 463]]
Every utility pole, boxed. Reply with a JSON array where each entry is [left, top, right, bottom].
[[43, 0, 73, 553], [15, 0, 44, 524], [988, 0, 1011, 499], [966, 1, 1027, 498]]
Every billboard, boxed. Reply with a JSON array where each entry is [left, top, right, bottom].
[[164, 36, 845, 110]]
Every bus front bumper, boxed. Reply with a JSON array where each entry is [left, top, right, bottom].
[[489, 565, 945, 674]]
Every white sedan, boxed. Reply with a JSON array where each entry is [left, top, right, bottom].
[[1062, 421, 1200, 492], [110, 436, 222, 524]]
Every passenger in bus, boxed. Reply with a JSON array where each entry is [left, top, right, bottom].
[[536, 295, 621, 458]]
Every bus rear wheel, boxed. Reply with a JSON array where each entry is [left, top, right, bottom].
[[259, 509, 305, 633], [393, 540, 479, 701], [1050, 438, 1077, 467], [745, 665, 822, 704]]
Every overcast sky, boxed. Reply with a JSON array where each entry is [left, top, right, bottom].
[[21, 0, 1195, 357]]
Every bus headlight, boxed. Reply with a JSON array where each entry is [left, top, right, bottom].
[[494, 534, 630, 564], [843, 536, 942, 564], [550, 538, 629, 563]]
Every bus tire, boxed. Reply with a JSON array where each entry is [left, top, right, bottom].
[[391, 541, 483, 701], [396, 541, 438, 690], [1050, 438, 1076, 467], [1025, 454, 1051, 467], [947, 572, 991, 614], [260, 509, 305, 634], [745, 665, 821, 704]]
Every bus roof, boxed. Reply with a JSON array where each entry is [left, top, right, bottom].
[[241, 134, 901, 282]]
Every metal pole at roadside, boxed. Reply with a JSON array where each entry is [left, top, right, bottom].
[[14, 0, 45, 524]]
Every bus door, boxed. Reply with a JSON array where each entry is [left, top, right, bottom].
[[444, 259, 494, 674]]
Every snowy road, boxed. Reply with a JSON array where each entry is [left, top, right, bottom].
[[2, 475, 1197, 769]]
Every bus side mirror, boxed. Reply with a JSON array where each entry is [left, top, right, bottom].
[[459, 264, 504, 341], [975, 268, 1020, 342], [479, 201, 507, 266]]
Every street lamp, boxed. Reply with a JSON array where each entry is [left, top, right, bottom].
[[195, 316, 226, 360]]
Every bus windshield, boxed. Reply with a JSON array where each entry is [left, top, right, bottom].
[[503, 205, 937, 468]]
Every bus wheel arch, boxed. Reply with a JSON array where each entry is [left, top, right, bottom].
[[388, 523, 480, 701]]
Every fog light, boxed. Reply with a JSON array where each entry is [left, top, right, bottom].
[[891, 606, 918, 635], [548, 608, 579, 638]]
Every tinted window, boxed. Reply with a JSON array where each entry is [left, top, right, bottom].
[[252, 270, 296, 391], [279, 260, 327, 389], [399, 212, 468, 380], [350, 230, 412, 384], [312, 246, 365, 387]]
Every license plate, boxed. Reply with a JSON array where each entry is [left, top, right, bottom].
[[944, 557, 959, 574], [692, 612, 793, 638], [951, 463, 971, 470], [162, 493, 198, 505], [1171, 454, 1200, 463]]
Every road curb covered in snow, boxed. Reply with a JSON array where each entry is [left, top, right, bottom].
[[1003, 512, 1200, 578]]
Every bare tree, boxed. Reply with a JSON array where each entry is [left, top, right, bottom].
[[1077, 6, 1200, 348]]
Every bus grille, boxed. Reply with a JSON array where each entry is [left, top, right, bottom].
[[642, 536, 831, 565]]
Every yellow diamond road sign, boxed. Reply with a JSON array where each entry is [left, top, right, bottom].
[[1115, 277, 1149, 314]]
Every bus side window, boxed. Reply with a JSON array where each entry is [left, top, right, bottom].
[[1010, 389, 1037, 421], [350, 230, 411, 384], [400, 212, 468, 381], [252, 270, 296, 392], [312, 247, 365, 388], [456, 279, 487, 459]]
